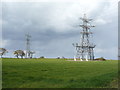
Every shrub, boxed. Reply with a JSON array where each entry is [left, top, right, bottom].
[[95, 57, 106, 61], [40, 56, 45, 58], [57, 57, 60, 59]]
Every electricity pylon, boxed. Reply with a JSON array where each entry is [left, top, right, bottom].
[[73, 14, 96, 61]]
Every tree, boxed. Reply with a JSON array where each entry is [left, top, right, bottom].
[[0, 48, 8, 58], [14, 50, 25, 59], [28, 51, 35, 58]]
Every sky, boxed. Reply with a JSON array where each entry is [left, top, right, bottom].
[[1, 0, 118, 59]]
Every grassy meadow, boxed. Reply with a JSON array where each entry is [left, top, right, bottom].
[[2, 58, 118, 88]]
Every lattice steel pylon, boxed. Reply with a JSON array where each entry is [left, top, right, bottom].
[[25, 34, 31, 58], [73, 14, 96, 61]]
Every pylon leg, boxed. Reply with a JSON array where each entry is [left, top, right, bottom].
[[80, 58, 83, 61], [86, 55, 88, 61], [74, 56, 76, 61]]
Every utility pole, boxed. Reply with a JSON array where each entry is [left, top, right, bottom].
[[73, 14, 96, 61]]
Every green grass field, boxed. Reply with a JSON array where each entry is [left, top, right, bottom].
[[2, 58, 118, 88]]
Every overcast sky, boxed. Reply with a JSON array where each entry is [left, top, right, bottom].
[[1, 0, 118, 59]]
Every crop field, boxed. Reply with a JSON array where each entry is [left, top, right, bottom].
[[2, 58, 118, 88]]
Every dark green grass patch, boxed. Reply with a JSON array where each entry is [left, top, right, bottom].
[[2, 58, 118, 88]]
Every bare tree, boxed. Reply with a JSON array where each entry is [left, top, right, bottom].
[[0, 48, 8, 58], [14, 50, 25, 59]]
